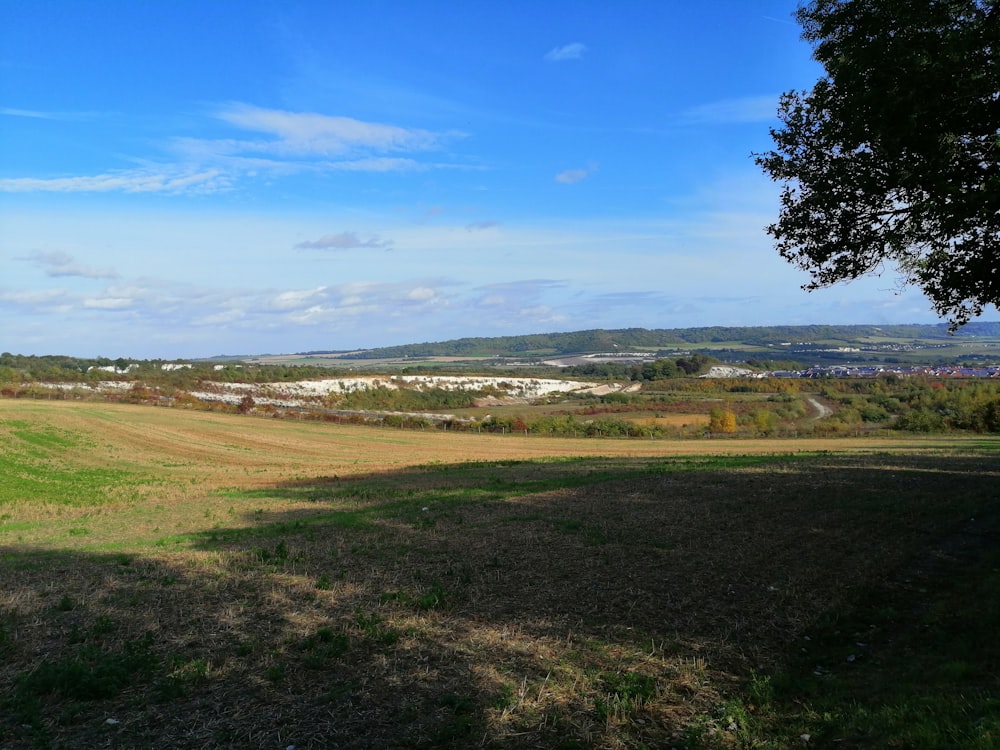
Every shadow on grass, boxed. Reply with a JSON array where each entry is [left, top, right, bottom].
[[1, 452, 998, 749]]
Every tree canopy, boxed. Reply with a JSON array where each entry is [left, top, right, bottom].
[[757, 0, 999, 328]]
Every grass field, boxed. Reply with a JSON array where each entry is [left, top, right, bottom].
[[1, 399, 998, 749]]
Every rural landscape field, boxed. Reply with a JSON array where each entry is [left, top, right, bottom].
[[7, 0, 1000, 745], [2, 393, 998, 749]]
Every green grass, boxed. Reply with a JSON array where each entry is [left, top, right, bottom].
[[0, 420, 150, 507], [8, 620, 159, 740], [0, 450, 147, 507], [206, 454, 811, 542], [723, 542, 1000, 749]]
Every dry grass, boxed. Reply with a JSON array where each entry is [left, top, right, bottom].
[[0, 399, 955, 550], [1, 399, 997, 749]]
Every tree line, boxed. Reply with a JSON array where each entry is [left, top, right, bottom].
[[296, 323, 1000, 360]]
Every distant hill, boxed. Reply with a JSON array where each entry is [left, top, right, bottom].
[[302, 322, 1000, 360]]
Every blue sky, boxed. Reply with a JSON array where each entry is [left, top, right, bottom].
[[0, 1, 977, 359]]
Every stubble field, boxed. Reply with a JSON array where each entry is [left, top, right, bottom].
[[1, 399, 998, 749]]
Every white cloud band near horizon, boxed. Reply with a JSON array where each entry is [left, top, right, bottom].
[[0, 185, 956, 359]]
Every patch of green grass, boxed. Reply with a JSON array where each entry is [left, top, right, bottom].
[[13, 630, 158, 708], [380, 582, 454, 612], [0, 612, 14, 655], [593, 670, 658, 721], [156, 657, 212, 702], [170, 657, 211, 684], [502, 513, 545, 523], [0, 417, 158, 508], [0, 447, 149, 508], [430, 692, 480, 743], [264, 663, 287, 682], [551, 518, 608, 545], [353, 610, 402, 646], [296, 626, 350, 669], [5, 420, 82, 451], [204, 454, 810, 548], [727, 541, 1000, 749]]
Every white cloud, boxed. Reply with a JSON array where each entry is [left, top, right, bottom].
[[83, 296, 133, 310], [478, 294, 506, 307], [0, 169, 228, 194], [165, 105, 472, 180], [214, 103, 446, 157], [555, 167, 592, 184], [1, 103, 466, 196], [0, 288, 70, 308], [19, 251, 118, 279], [288, 305, 337, 324], [515, 305, 562, 321], [295, 232, 392, 250], [270, 287, 329, 310], [406, 286, 437, 302], [544, 42, 587, 62], [1, 107, 60, 119], [473, 280, 566, 314], [192, 309, 246, 326], [321, 157, 433, 172], [0, 107, 100, 120]]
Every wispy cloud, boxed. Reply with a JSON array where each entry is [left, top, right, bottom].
[[269, 286, 329, 310], [0, 288, 70, 309], [19, 251, 118, 279], [321, 157, 435, 172], [466, 220, 500, 232], [0, 107, 100, 120], [213, 103, 446, 157], [1, 107, 61, 119], [554, 163, 597, 184], [170, 104, 469, 177], [680, 95, 779, 125], [2, 103, 466, 195], [472, 279, 568, 327], [578, 290, 675, 311], [0, 169, 228, 194], [474, 279, 566, 308], [544, 42, 587, 62], [276, 281, 451, 326], [295, 232, 393, 250], [83, 295, 134, 310]]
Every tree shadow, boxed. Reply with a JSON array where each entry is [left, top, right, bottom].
[[2, 452, 997, 748]]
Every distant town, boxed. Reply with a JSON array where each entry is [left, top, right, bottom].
[[765, 364, 1000, 379]]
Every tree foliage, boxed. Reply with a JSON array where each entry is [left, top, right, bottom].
[[708, 408, 738, 434], [757, 0, 1000, 327]]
